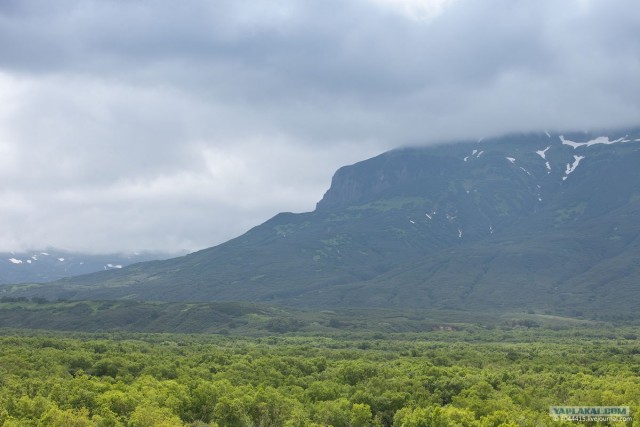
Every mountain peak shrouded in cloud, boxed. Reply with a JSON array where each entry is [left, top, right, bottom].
[[0, 0, 638, 253], [6, 128, 640, 317]]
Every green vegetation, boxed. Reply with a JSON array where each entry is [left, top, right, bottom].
[[2, 131, 640, 426], [554, 202, 587, 224], [0, 300, 610, 335], [347, 197, 429, 212], [0, 325, 639, 426]]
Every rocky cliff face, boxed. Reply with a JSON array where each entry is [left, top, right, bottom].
[[316, 148, 456, 210]]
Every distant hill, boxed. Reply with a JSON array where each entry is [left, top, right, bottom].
[[3, 128, 640, 319], [0, 249, 175, 284]]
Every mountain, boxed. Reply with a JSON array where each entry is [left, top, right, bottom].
[[0, 249, 176, 285], [2, 128, 640, 319]]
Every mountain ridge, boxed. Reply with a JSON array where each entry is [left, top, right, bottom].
[[0, 249, 178, 285], [2, 127, 640, 318]]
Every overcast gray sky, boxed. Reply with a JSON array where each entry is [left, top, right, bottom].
[[0, 0, 638, 253]]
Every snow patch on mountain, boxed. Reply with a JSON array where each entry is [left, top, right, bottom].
[[536, 146, 550, 159], [519, 167, 532, 176], [563, 155, 585, 180], [464, 149, 485, 162], [560, 135, 626, 149], [9, 258, 23, 264], [535, 147, 552, 172]]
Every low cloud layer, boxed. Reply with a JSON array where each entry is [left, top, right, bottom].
[[1, 0, 638, 253]]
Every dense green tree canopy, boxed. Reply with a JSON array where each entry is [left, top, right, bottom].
[[0, 327, 638, 426]]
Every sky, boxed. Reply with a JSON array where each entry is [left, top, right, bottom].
[[0, 0, 639, 254]]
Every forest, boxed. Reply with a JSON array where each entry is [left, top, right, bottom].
[[0, 324, 639, 426]]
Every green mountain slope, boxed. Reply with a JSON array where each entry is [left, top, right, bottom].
[[3, 128, 640, 318]]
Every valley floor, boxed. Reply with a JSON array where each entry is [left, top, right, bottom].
[[0, 324, 639, 426]]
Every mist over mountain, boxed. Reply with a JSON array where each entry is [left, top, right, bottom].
[[3, 128, 640, 319]]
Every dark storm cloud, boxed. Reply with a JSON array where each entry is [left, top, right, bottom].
[[0, 0, 638, 252]]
